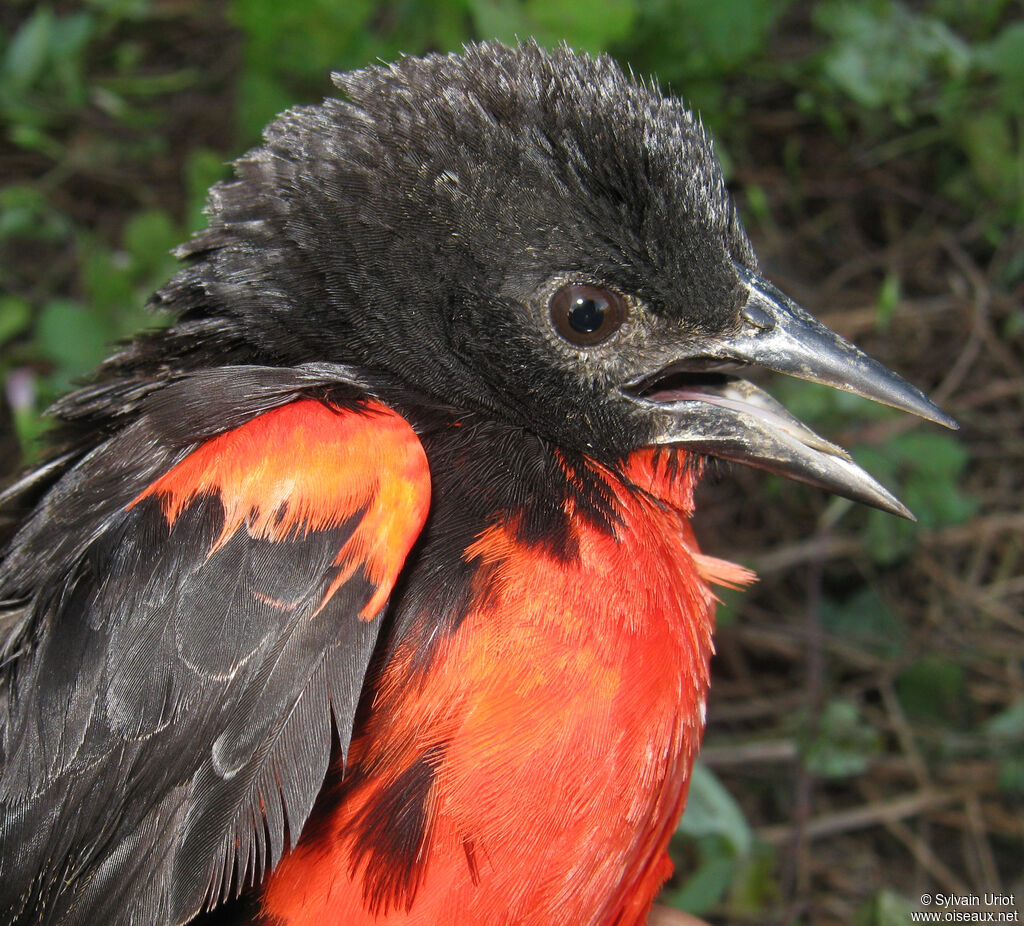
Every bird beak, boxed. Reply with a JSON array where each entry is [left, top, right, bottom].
[[625, 264, 958, 519]]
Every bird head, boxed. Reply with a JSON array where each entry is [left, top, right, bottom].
[[173, 41, 955, 517]]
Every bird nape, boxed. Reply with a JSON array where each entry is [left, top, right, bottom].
[[0, 41, 954, 926]]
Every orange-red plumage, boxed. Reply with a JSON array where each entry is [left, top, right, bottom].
[[261, 450, 752, 925]]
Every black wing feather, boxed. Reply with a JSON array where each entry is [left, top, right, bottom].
[[0, 366, 420, 926]]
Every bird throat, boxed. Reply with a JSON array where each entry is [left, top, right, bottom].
[[258, 445, 753, 925]]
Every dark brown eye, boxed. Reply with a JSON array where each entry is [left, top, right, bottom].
[[549, 284, 627, 347]]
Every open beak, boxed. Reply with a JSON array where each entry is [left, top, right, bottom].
[[626, 265, 958, 519]]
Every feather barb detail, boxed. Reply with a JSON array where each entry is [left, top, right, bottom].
[[131, 398, 431, 618]]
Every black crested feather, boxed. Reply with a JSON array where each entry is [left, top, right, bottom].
[[100, 40, 751, 459]]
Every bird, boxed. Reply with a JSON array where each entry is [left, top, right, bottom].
[[0, 41, 955, 926]]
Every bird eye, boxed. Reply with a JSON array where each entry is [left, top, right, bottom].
[[549, 284, 627, 347]]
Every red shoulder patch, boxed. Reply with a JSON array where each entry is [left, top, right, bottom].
[[133, 399, 430, 617]]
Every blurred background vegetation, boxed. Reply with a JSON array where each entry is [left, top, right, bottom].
[[1, 0, 1022, 923]]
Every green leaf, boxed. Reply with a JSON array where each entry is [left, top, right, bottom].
[[122, 208, 178, 277], [612, 0, 780, 123], [36, 298, 117, 384], [81, 243, 133, 317], [468, 0, 532, 44], [742, 183, 772, 230], [666, 840, 737, 914], [76, 211, 177, 341], [4, 6, 56, 92], [235, 70, 296, 144], [97, 66, 199, 98], [852, 431, 976, 563], [725, 845, 780, 915], [856, 889, 918, 926], [229, 0, 397, 138], [862, 508, 916, 564], [469, 0, 637, 52], [85, 0, 153, 18], [229, 0, 376, 79], [770, 377, 894, 430], [800, 699, 881, 778], [525, 0, 637, 52], [977, 21, 1024, 110], [0, 295, 32, 346], [12, 394, 49, 459], [184, 148, 232, 234], [0, 184, 70, 241], [997, 754, 1024, 794], [666, 760, 756, 914], [895, 656, 969, 728], [960, 111, 1019, 206], [821, 588, 906, 658], [815, 1, 971, 122], [666, 0, 778, 72], [8, 123, 65, 159], [677, 761, 753, 857], [983, 699, 1024, 740], [875, 271, 900, 331]]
